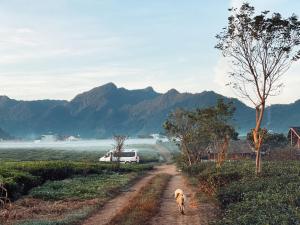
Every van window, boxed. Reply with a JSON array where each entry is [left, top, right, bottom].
[[121, 152, 135, 157]]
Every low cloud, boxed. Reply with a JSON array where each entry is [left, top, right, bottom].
[[0, 26, 122, 65]]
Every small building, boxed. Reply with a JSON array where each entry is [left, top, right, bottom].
[[40, 134, 58, 142], [65, 135, 80, 141], [288, 127, 300, 149], [207, 140, 255, 160]]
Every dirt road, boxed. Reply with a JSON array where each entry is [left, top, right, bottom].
[[149, 165, 217, 225], [82, 164, 216, 225], [82, 165, 174, 225]]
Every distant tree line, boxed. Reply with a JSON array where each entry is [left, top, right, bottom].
[[164, 99, 292, 167], [246, 130, 288, 152]]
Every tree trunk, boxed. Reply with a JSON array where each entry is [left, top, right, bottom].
[[255, 146, 262, 174], [182, 141, 192, 166], [253, 103, 265, 175], [216, 136, 229, 168]]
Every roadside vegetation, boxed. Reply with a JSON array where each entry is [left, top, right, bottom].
[[0, 161, 153, 225], [0, 142, 164, 224], [107, 173, 171, 225], [0, 161, 152, 200], [182, 161, 300, 225], [0, 149, 103, 162], [29, 173, 136, 200], [6, 173, 138, 225]]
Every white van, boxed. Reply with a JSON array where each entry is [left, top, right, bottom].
[[99, 149, 140, 163]]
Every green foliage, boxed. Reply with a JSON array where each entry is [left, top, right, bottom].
[[0, 161, 152, 200], [184, 161, 300, 225], [29, 173, 135, 200], [246, 130, 288, 151], [164, 99, 237, 165], [0, 149, 105, 162], [0, 166, 43, 199], [216, 3, 300, 100]]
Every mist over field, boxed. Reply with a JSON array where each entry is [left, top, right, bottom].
[[0, 138, 158, 151]]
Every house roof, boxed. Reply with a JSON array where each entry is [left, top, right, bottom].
[[288, 127, 300, 139], [209, 140, 254, 154], [229, 140, 255, 154]]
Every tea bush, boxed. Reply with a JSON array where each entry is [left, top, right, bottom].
[[0, 161, 152, 200], [184, 161, 300, 225], [29, 173, 135, 200]]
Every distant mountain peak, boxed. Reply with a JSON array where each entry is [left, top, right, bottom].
[[144, 86, 155, 92], [102, 82, 117, 89], [166, 88, 179, 95], [0, 95, 10, 101], [94, 82, 117, 92], [0, 95, 12, 104]]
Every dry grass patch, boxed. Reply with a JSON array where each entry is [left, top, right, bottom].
[[107, 173, 171, 225], [3, 197, 103, 224]]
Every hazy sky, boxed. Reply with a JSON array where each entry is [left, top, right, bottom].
[[0, 0, 300, 106]]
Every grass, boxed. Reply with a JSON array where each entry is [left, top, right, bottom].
[[14, 206, 97, 225], [182, 160, 300, 225], [107, 173, 171, 225], [29, 173, 136, 200], [0, 149, 105, 162]]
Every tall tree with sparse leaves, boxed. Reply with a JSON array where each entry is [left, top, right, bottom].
[[216, 3, 300, 174]]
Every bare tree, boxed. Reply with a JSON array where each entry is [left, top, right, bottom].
[[216, 3, 300, 174], [113, 135, 127, 165]]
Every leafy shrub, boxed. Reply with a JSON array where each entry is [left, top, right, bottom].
[[29, 173, 135, 200], [0, 161, 153, 201], [185, 161, 300, 225], [0, 168, 40, 200]]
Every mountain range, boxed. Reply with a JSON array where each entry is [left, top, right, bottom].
[[0, 82, 298, 139]]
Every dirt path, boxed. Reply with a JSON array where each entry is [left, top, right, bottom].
[[149, 165, 217, 225], [82, 164, 217, 225], [81, 165, 174, 225]]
